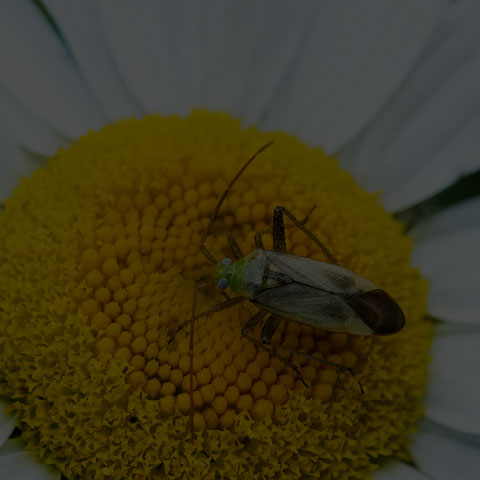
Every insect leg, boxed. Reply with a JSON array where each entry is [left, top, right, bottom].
[[187, 286, 247, 439], [254, 232, 264, 250], [254, 206, 316, 251], [170, 295, 247, 343], [264, 339, 364, 393], [261, 314, 283, 343], [275, 206, 339, 264], [188, 279, 213, 440], [262, 339, 352, 373], [228, 235, 244, 260], [241, 308, 268, 336], [272, 207, 287, 253], [242, 311, 308, 387], [199, 141, 274, 265]]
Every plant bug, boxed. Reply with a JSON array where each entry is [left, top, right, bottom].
[[184, 141, 405, 438]]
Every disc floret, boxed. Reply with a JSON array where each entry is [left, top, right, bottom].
[[0, 111, 432, 479]]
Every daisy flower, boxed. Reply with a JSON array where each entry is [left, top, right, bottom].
[[0, 1, 479, 479]]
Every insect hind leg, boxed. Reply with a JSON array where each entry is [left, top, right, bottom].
[[263, 339, 353, 373], [275, 206, 338, 264], [245, 313, 363, 394], [263, 335, 364, 393], [272, 206, 287, 253], [253, 205, 315, 253], [242, 310, 308, 387], [227, 235, 244, 260]]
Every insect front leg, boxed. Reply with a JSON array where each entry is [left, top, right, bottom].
[[170, 295, 247, 342], [274, 206, 339, 264]]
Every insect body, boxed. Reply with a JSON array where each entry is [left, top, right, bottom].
[[213, 247, 405, 337], [186, 141, 405, 437]]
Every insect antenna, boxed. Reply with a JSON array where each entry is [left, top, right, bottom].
[[199, 140, 274, 264], [188, 142, 273, 439], [188, 280, 214, 440]]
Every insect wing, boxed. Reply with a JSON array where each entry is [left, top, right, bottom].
[[252, 283, 373, 335], [347, 288, 405, 334], [264, 251, 376, 296]]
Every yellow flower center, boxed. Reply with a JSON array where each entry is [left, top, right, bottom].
[[0, 111, 432, 479]]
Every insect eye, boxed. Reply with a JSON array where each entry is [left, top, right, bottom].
[[218, 277, 228, 289], [221, 258, 232, 265]]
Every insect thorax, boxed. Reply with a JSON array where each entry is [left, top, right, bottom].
[[226, 249, 290, 300]]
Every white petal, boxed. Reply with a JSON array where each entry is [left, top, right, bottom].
[[0, 438, 60, 480], [180, 0, 313, 121], [373, 461, 429, 480], [0, 1, 106, 139], [0, 129, 41, 201], [411, 196, 480, 243], [341, 1, 480, 210], [262, 0, 439, 153], [411, 419, 480, 480], [423, 324, 480, 434], [99, 0, 313, 119], [411, 215, 480, 324], [419, 419, 480, 451], [0, 87, 69, 156], [214, 1, 313, 126], [42, 0, 145, 121], [0, 400, 16, 449], [99, 0, 187, 115]]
